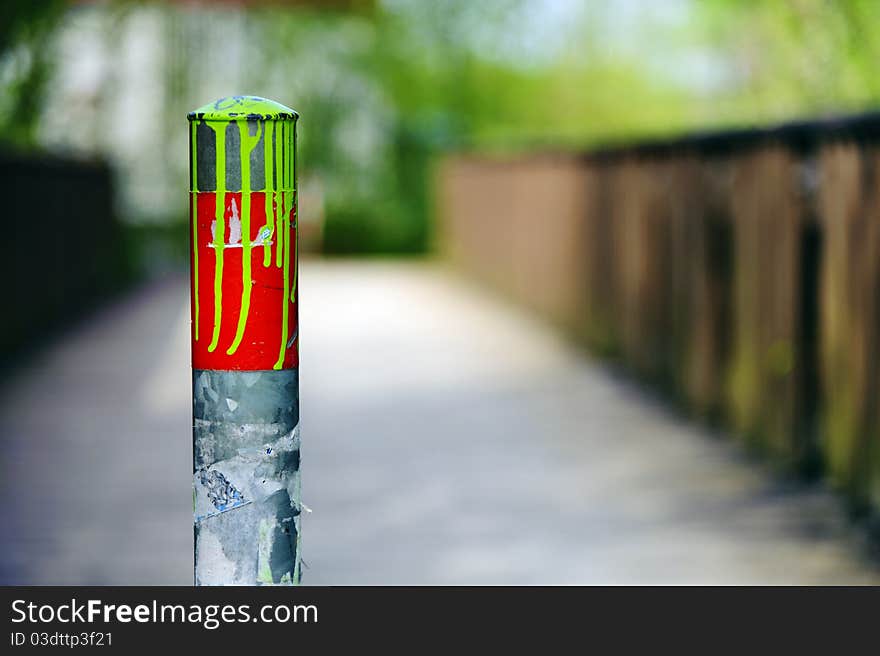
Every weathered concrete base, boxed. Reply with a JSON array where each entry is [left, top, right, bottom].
[[193, 369, 300, 585]]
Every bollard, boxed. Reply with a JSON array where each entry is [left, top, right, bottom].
[[188, 96, 301, 585]]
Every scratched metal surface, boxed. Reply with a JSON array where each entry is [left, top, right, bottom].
[[1, 262, 878, 584], [193, 369, 301, 585]]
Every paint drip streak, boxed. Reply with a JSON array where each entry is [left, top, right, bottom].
[[208, 121, 226, 353], [290, 192, 297, 304], [227, 120, 263, 356], [192, 120, 200, 340], [275, 121, 284, 268], [290, 126, 297, 304], [194, 114, 295, 368], [275, 189, 290, 370], [263, 121, 274, 268], [288, 117, 294, 188]]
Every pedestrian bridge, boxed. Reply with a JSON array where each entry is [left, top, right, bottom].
[[0, 261, 876, 584]]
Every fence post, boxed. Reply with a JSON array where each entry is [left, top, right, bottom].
[[188, 96, 301, 585]]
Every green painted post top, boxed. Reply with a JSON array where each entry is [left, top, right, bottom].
[[188, 95, 299, 122], [188, 95, 298, 194]]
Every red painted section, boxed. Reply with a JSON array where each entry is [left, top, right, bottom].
[[190, 191, 298, 370]]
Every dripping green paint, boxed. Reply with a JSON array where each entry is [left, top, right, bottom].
[[191, 116, 297, 368]]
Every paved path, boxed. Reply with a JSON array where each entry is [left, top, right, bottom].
[[1, 261, 877, 584]]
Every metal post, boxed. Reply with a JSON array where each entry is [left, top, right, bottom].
[[188, 96, 301, 585]]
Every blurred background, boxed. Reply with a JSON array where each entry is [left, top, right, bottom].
[[2, 0, 880, 584]]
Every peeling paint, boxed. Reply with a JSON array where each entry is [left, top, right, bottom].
[[192, 368, 301, 585]]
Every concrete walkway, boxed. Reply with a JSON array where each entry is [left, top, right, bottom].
[[1, 261, 877, 584]]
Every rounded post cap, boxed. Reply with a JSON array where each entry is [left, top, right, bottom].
[[188, 96, 299, 122]]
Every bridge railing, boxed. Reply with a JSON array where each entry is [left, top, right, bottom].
[[1, 150, 132, 365], [437, 114, 880, 517]]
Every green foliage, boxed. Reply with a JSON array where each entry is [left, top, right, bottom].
[[691, 0, 880, 124], [318, 0, 697, 252], [5, 1, 880, 253], [0, 0, 64, 148]]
